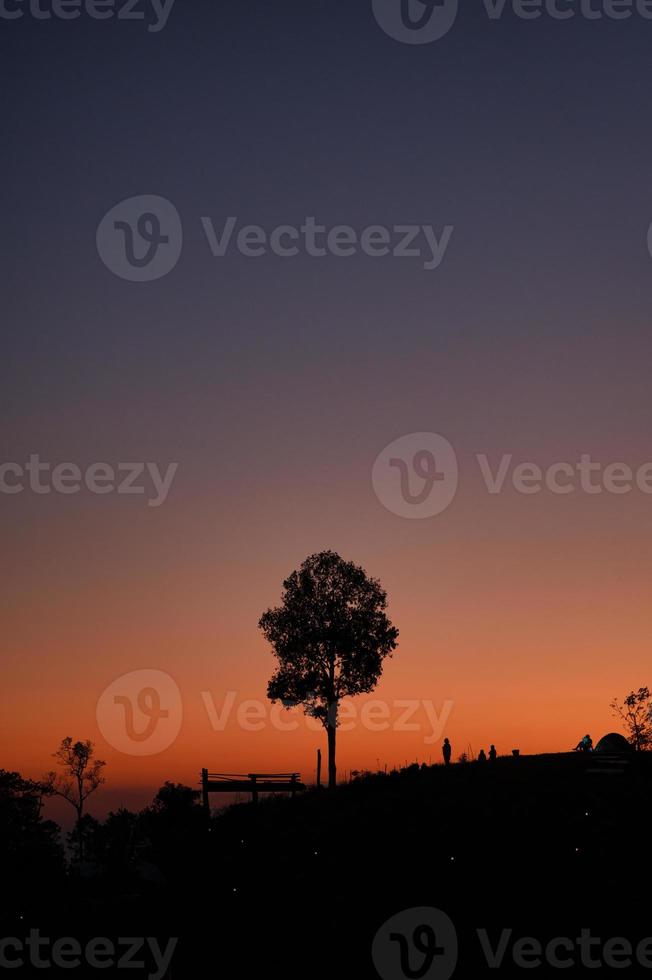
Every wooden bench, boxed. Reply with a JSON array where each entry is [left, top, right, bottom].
[[201, 770, 306, 809]]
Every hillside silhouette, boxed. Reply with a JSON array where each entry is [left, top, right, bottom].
[[4, 750, 652, 977]]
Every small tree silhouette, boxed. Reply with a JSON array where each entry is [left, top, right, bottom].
[[259, 551, 398, 789], [44, 737, 106, 862], [610, 688, 652, 751]]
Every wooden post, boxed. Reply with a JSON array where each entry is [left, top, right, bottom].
[[251, 774, 258, 805], [316, 749, 322, 790], [290, 773, 297, 799], [201, 768, 209, 816]]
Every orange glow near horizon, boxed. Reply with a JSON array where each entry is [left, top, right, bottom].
[[3, 459, 651, 820], [5, 0, 652, 839]]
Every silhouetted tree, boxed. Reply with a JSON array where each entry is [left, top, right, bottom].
[[140, 783, 204, 882], [73, 807, 143, 877], [66, 813, 102, 867], [149, 781, 201, 814], [99, 807, 141, 871], [611, 687, 652, 751], [0, 770, 64, 909], [259, 551, 398, 788], [44, 737, 106, 862]]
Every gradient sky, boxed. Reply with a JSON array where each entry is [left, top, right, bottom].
[[3, 0, 652, 819]]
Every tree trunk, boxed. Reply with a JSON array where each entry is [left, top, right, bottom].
[[76, 805, 84, 864], [326, 703, 338, 788], [77, 772, 85, 863]]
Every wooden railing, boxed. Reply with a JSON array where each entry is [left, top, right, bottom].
[[201, 769, 306, 808]]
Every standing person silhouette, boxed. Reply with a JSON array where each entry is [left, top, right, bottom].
[[442, 738, 452, 766], [478, 749, 487, 763], [489, 744, 497, 761]]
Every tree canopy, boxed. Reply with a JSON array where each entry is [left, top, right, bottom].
[[259, 551, 398, 786]]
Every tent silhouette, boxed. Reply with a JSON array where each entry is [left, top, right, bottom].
[[594, 732, 633, 754]]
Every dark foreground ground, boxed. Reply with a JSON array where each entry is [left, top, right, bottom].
[[4, 751, 652, 977]]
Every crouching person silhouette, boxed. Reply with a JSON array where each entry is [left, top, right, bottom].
[[574, 734, 593, 753]]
